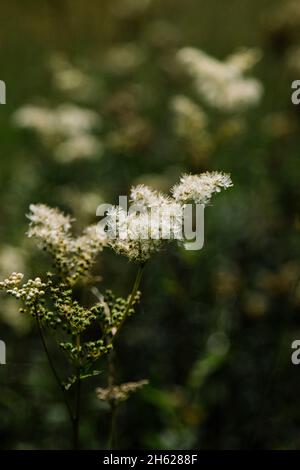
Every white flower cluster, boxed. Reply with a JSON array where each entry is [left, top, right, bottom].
[[105, 172, 232, 262], [8, 173, 232, 270], [0, 273, 46, 303], [13, 104, 102, 163], [27, 204, 107, 283], [177, 47, 263, 112], [0, 272, 24, 289], [130, 184, 171, 208], [28, 203, 72, 234], [171, 172, 233, 205], [106, 204, 184, 263]]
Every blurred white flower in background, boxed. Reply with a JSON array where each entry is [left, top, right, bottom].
[[12, 103, 102, 163], [55, 104, 100, 137], [171, 95, 208, 134], [170, 95, 213, 162], [13, 104, 100, 138], [104, 43, 145, 76], [54, 134, 103, 163], [48, 53, 97, 101], [12, 105, 55, 137], [177, 47, 263, 112]]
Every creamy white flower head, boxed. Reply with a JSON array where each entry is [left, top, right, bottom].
[[106, 172, 233, 262], [0, 273, 46, 303], [27, 204, 72, 235], [177, 47, 263, 112], [0, 272, 24, 290], [71, 224, 107, 253], [27, 204, 74, 273], [106, 201, 184, 263], [27, 204, 107, 283], [130, 184, 170, 208], [172, 172, 233, 205]]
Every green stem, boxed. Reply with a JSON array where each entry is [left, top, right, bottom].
[[114, 263, 146, 340], [36, 316, 74, 424], [106, 264, 146, 448], [107, 350, 116, 449], [72, 334, 81, 450]]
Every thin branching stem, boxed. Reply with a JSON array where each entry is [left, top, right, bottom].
[[106, 263, 146, 449], [35, 315, 74, 425], [107, 349, 117, 450], [72, 333, 82, 450], [113, 263, 146, 342]]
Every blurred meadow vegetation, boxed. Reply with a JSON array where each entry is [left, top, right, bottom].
[[1, 0, 300, 449]]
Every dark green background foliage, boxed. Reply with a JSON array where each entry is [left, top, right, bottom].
[[0, 0, 300, 449]]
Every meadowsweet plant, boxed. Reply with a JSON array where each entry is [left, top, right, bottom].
[[0, 171, 232, 449]]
